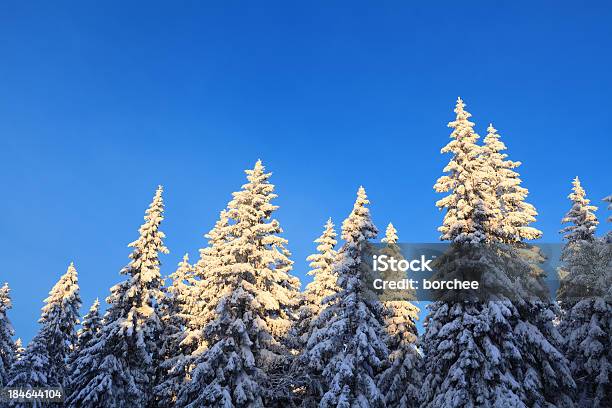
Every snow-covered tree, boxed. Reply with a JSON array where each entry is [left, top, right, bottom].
[[38, 262, 81, 388], [176, 160, 300, 408], [0, 282, 15, 387], [292, 218, 339, 348], [154, 253, 194, 408], [7, 263, 82, 399], [480, 123, 542, 243], [558, 192, 611, 407], [425, 99, 575, 407], [376, 224, 421, 408], [66, 298, 101, 399], [557, 237, 611, 407], [561, 177, 599, 242], [13, 338, 24, 362], [604, 195, 612, 223], [66, 186, 169, 408], [304, 186, 388, 407], [6, 335, 51, 407], [75, 299, 102, 353], [434, 97, 491, 244]]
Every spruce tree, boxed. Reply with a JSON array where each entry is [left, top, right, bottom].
[[294, 218, 339, 346], [6, 336, 51, 407], [13, 339, 24, 362], [561, 177, 599, 242], [480, 123, 542, 242], [434, 97, 491, 243], [376, 224, 421, 408], [154, 254, 194, 408], [40, 262, 82, 388], [424, 98, 574, 407], [66, 186, 169, 408], [176, 160, 300, 408], [0, 283, 15, 388], [558, 185, 611, 407], [75, 299, 102, 353], [304, 187, 388, 407]]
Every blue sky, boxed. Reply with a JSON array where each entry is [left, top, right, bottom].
[[0, 1, 610, 342]]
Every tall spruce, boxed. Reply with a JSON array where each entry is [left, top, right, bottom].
[[480, 123, 542, 242], [176, 160, 300, 408], [376, 223, 421, 408], [304, 187, 388, 407], [66, 186, 168, 408], [40, 262, 82, 387], [434, 97, 491, 243], [561, 177, 599, 242], [0, 283, 15, 387], [558, 183, 611, 407], [424, 99, 574, 407]]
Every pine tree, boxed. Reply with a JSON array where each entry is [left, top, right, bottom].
[[40, 262, 82, 387], [176, 160, 300, 408], [434, 97, 491, 243], [604, 195, 612, 223], [66, 186, 169, 408], [154, 253, 194, 408], [376, 224, 421, 408], [0, 283, 15, 387], [304, 186, 388, 407], [480, 123, 542, 243], [561, 177, 599, 242]]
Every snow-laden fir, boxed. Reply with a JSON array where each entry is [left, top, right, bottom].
[[175, 160, 300, 408], [423, 97, 575, 408], [66, 186, 168, 408], [376, 223, 421, 408], [558, 178, 611, 407], [303, 186, 389, 408], [0, 283, 15, 388]]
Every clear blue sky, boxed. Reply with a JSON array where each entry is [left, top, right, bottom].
[[1, 1, 610, 342]]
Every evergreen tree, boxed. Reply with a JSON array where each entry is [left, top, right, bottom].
[[434, 97, 491, 243], [561, 177, 599, 242], [39, 262, 81, 387], [66, 298, 101, 399], [604, 194, 612, 223], [7, 263, 82, 401], [480, 123, 542, 243], [66, 186, 169, 408], [304, 186, 388, 407], [13, 339, 24, 362], [294, 218, 339, 346], [424, 99, 575, 407], [376, 224, 421, 408], [176, 160, 300, 408], [6, 336, 51, 407], [0, 283, 15, 387], [75, 299, 102, 353], [558, 188, 611, 407], [154, 253, 194, 408]]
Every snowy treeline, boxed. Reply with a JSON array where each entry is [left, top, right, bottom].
[[0, 98, 610, 408]]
